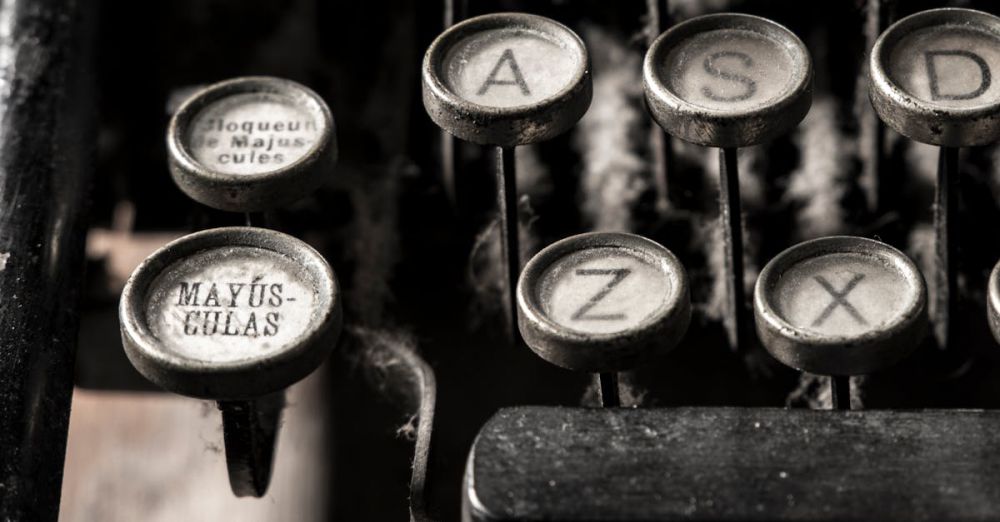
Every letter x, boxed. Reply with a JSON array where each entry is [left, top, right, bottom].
[[811, 273, 867, 327]]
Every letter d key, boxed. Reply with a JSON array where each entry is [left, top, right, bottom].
[[870, 8, 1000, 351]]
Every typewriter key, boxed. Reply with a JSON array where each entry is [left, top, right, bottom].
[[423, 13, 592, 340], [644, 13, 812, 353], [119, 227, 342, 496], [422, 12, 591, 147], [870, 8, 1000, 351], [987, 260, 1000, 346], [168, 76, 337, 212], [754, 236, 927, 409], [517, 232, 691, 407]]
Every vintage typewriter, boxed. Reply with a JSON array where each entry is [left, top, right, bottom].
[[5, 0, 1000, 520]]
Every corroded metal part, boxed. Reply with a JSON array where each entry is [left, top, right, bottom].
[[754, 236, 927, 376], [644, 13, 813, 148], [168, 76, 337, 211], [120, 226, 342, 399], [517, 232, 690, 373], [422, 12, 592, 147], [869, 8, 1000, 147]]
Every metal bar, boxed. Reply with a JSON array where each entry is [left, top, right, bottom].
[[933, 146, 960, 350], [440, 0, 467, 208], [495, 146, 521, 342], [719, 147, 747, 352], [645, 0, 672, 214], [599, 373, 621, 408], [831, 376, 851, 410], [393, 339, 437, 522], [218, 392, 285, 497], [466, 406, 1000, 521], [863, 0, 888, 213], [0, 0, 96, 519]]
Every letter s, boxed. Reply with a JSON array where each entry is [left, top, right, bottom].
[[702, 51, 757, 102]]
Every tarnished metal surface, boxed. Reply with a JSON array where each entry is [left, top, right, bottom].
[[168, 76, 337, 212], [754, 236, 927, 376], [0, 0, 96, 519], [517, 232, 690, 373], [869, 8, 1000, 147], [218, 392, 284, 497], [422, 13, 592, 147], [120, 226, 342, 399], [987, 259, 1000, 345], [465, 406, 1000, 521], [643, 13, 813, 148]]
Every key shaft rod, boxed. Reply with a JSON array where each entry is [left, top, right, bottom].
[[863, 0, 894, 213], [218, 392, 285, 497], [439, 0, 467, 208], [719, 147, 747, 352], [599, 372, 621, 408], [646, 0, 672, 213], [830, 376, 851, 410], [495, 146, 522, 342], [933, 146, 960, 350]]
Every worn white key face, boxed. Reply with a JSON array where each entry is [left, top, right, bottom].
[[144, 246, 318, 364], [662, 29, 797, 112], [536, 246, 673, 335], [186, 92, 322, 176], [770, 252, 915, 338], [121, 228, 341, 397], [442, 28, 583, 108], [888, 25, 1000, 110]]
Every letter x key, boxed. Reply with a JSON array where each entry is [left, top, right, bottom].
[[812, 273, 868, 327]]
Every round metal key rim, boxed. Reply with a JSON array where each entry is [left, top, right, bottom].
[[987, 259, 1000, 346], [643, 13, 813, 147], [754, 236, 927, 376], [167, 76, 337, 211], [119, 227, 342, 400], [422, 12, 593, 146], [517, 232, 691, 373], [869, 8, 1000, 147]]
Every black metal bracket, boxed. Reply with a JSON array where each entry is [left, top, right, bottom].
[[465, 406, 1000, 521]]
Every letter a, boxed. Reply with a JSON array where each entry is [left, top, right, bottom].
[[477, 48, 531, 96], [925, 50, 991, 101]]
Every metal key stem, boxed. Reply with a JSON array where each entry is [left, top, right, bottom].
[[830, 376, 851, 410], [719, 147, 747, 352], [599, 372, 621, 408], [645, 0, 672, 213], [863, 0, 894, 213], [934, 146, 960, 350], [439, 0, 469, 207], [495, 146, 521, 342], [218, 392, 285, 497]]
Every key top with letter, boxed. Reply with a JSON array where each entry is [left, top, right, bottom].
[[870, 8, 1000, 351], [423, 13, 592, 341], [517, 232, 691, 407], [119, 226, 342, 495], [754, 236, 927, 409], [168, 76, 337, 212], [644, 13, 812, 354]]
